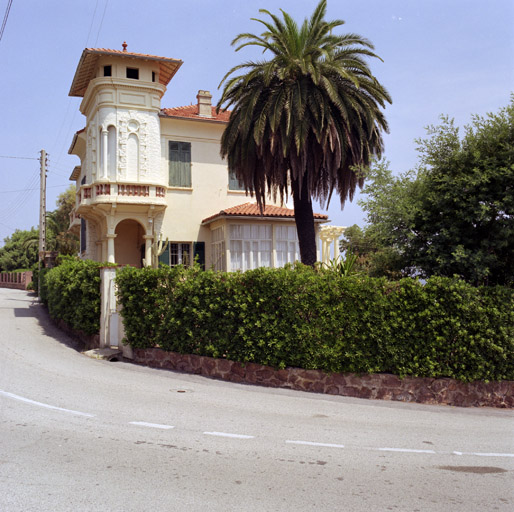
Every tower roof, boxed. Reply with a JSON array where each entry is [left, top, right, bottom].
[[69, 46, 183, 97]]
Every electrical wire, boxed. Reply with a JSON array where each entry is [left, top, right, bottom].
[[0, 0, 13, 43]]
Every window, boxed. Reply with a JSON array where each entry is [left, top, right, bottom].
[[126, 67, 139, 79], [211, 227, 226, 271], [158, 241, 205, 269], [103, 65, 112, 77], [170, 243, 191, 266], [276, 225, 300, 267], [228, 169, 245, 191], [80, 218, 87, 253], [152, 71, 156, 82], [229, 224, 272, 271], [169, 141, 192, 187]]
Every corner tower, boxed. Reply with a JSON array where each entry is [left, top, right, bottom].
[[68, 44, 182, 265]]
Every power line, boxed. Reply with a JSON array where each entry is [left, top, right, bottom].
[[0, 154, 39, 160], [0, 0, 13, 43], [0, 184, 70, 194]]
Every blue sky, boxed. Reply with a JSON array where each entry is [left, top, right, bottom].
[[0, 0, 512, 246]]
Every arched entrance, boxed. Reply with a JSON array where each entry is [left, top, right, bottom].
[[114, 219, 145, 267]]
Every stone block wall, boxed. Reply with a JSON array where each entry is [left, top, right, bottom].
[[132, 348, 513, 408]]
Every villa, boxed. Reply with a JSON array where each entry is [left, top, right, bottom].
[[68, 44, 336, 270]]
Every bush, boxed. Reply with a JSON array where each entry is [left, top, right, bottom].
[[116, 265, 514, 382], [44, 257, 102, 335]]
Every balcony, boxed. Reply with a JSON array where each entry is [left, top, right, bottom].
[[74, 181, 167, 218]]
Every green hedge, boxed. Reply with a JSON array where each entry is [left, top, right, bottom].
[[116, 265, 514, 382], [43, 257, 102, 335]]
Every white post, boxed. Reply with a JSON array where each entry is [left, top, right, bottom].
[[106, 234, 116, 263], [102, 129, 108, 179]]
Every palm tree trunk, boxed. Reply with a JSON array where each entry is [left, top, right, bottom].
[[292, 175, 317, 266]]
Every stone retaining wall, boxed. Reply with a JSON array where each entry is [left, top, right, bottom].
[[132, 348, 513, 408]]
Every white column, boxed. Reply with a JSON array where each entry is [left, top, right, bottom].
[[102, 129, 108, 179], [106, 233, 116, 263], [144, 235, 152, 267]]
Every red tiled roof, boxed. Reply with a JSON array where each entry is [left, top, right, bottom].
[[84, 47, 175, 61], [160, 105, 231, 123], [202, 202, 328, 224], [69, 47, 182, 97]]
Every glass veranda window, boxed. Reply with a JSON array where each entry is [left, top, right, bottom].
[[229, 224, 272, 271]]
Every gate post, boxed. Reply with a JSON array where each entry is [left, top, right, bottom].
[[100, 266, 133, 359]]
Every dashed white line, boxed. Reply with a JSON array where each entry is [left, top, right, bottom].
[[378, 447, 436, 454], [0, 390, 94, 417], [471, 452, 514, 458], [129, 421, 175, 430], [286, 440, 345, 449], [203, 431, 255, 439]]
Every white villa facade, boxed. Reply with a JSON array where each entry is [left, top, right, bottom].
[[68, 45, 332, 270]]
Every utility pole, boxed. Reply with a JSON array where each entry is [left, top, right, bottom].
[[38, 149, 47, 301]]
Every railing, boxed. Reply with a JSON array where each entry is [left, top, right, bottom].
[[77, 182, 167, 207], [0, 271, 33, 290]]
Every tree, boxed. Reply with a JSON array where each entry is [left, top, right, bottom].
[[47, 186, 79, 256], [217, 0, 391, 265], [0, 228, 39, 271], [409, 101, 514, 285], [0, 185, 78, 271], [351, 98, 514, 286]]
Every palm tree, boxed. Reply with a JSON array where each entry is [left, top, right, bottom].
[[217, 0, 391, 265]]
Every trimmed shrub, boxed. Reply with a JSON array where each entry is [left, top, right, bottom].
[[116, 265, 514, 382], [44, 257, 102, 335]]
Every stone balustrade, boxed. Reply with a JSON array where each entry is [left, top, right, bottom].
[[0, 271, 33, 290]]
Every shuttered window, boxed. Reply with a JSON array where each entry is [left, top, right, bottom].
[[169, 141, 192, 187], [228, 169, 245, 191]]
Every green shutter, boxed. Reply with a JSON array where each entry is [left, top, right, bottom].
[[158, 241, 170, 266], [169, 141, 191, 187], [193, 242, 205, 270]]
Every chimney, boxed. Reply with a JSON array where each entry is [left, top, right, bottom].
[[197, 90, 213, 117]]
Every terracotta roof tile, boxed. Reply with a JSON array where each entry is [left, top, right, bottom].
[[202, 202, 328, 224], [160, 105, 230, 123], [69, 47, 182, 97], [84, 47, 175, 61]]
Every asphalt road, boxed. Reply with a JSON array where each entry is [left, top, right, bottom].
[[0, 287, 513, 511]]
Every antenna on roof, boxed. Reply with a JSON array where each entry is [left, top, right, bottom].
[[122, 41, 127, 52]]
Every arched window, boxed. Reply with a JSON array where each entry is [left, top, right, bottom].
[[107, 125, 117, 180], [127, 133, 139, 181]]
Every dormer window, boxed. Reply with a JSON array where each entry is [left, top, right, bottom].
[[126, 67, 139, 80], [103, 65, 112, 77]]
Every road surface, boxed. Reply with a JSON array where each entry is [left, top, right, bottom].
[[0, 288, 512, 511]]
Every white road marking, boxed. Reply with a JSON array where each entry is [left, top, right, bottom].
[[471, 452, 514, 458], [286, 440, 345, 449], [129, 421, 175, 430], [378, 447, 436, 454], [203, 431, 254, 439], [0, 390, 94, 417]]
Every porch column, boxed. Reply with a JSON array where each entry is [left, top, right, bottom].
[[106, 233, 116, 263], [144, 235, 153, 267]]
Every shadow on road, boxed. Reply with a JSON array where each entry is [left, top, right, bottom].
[[22, 294, 86, 353]]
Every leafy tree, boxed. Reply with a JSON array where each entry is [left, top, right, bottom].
[[0, 185, 78, 271], [349, 98, 514, 285], [217, 0, 391, 265], [0, 228, 39, 271], [47, 186, 79, 255], [409, 101, 514, 285]]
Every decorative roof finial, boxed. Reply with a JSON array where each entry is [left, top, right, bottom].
[[122, 41, 127, 52]]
